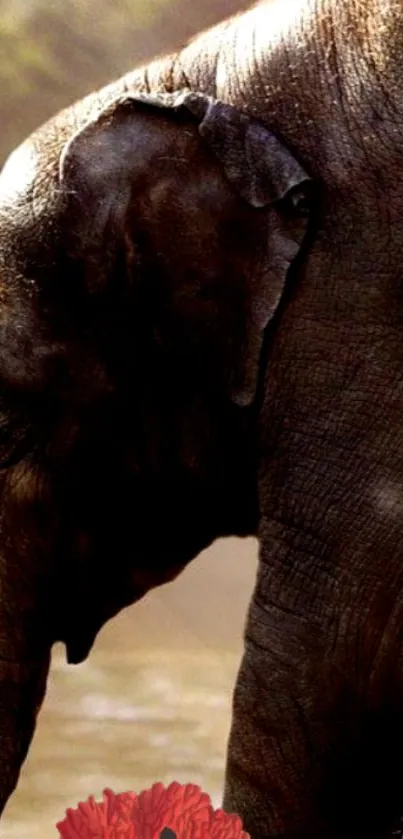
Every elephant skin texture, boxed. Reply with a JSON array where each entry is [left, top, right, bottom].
[[0, 1, 403, 837]]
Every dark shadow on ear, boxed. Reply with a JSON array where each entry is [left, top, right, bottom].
[[60, 89, 315, 407]]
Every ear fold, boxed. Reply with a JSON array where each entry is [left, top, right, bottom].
[[183, 92, 311, 208], [60, 90, 313, 406], [60, 89, 310, 207]]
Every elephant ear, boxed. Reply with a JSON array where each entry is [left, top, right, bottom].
[[60, 90, 313, 407]]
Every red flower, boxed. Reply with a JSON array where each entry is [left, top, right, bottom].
[[56, 782, 250, 839]]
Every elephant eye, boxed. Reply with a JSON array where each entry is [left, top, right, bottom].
[[0, 414, 31, 470], [0, 389, 46, 471]]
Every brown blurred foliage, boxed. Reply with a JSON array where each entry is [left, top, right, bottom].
[[0, 0, 246, 163]]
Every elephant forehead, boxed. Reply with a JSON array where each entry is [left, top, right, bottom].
[[0, 133, 64, 236], [0, 140, 38, 210], [0, 141, 65, 291]]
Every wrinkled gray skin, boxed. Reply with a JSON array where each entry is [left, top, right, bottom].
[[0, 0, 403, 837]]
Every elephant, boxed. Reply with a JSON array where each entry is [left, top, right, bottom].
[[0, 0, 403, 836]]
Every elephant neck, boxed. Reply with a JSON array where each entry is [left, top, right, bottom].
[[327, 0, 403, 119], [132, 0, 403, 187]]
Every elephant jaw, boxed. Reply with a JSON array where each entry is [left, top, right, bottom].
[[64, 626, 99, 665], [58, 574, 147, 665], [59, 561, 185, 665], [61, 589, 142, 665]]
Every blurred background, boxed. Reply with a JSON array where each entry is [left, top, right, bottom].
[[0, 1, 258, 835], [0, 0, 247, 164]]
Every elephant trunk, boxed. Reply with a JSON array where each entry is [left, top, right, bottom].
[[0, 653, 50, 815], [0, 465, 55, 814]]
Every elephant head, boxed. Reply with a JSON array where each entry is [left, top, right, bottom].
[[0, 88, 313, 809]]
